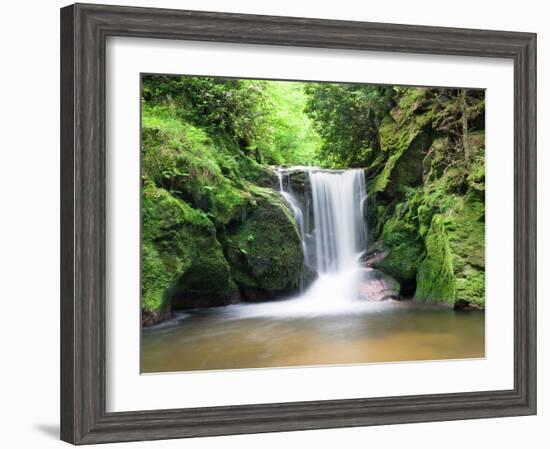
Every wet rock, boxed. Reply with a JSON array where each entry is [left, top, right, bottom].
[[171, 294, 240, 310], [361, 241, 390, 266], [141, 308, 171, 327], [250, 165, 279, 189], [286, 170, 308, 196], [454, 299, 482, 311], [358, 268, 400, 301], [225, 188, 303, 295], [141, 182, 234, 318]]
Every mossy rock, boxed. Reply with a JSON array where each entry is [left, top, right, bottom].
[[372, 216, 424, 296], [240, 163, 279, 189], [225, 187, 303, 296], [446, 193, 485, 306], [141, 105, 257, 226], [141, 181, 233, 319], [414, 195, 485, 307], [365, 88, 485, 308], [384, 130, 433, 200], [415, 214, 456, 306], [369, 117, 432, 201]]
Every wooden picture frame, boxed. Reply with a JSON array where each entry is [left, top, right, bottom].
[[60, 3, 536, 444]]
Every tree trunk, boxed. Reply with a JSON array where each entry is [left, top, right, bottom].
[[460, 89, 471, 169]]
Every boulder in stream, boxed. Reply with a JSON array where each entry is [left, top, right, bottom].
[[358, 267, 400, 302]]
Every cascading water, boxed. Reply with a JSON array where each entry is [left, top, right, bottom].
[[308, 169, 367, 274], [276, 171, 307, 261], [232, 167, 369, 318], [260, 167, 369, 315], [276, 168, 367, 271]]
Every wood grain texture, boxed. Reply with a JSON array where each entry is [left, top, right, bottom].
[[60, 3, 537, 444], [60, 5, 75, 443]]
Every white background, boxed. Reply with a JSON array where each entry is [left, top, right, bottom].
[[0, 0, 547, 448]]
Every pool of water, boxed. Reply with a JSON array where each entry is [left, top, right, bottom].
[[141, 299, 485, 373]]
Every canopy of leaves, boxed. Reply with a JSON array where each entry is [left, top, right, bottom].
[[142, 75, 323, 166], [304, 83, 396, 168]]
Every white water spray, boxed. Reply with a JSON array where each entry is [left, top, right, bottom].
[[308, 169, 367, 273], [238, 167, 369, 317]]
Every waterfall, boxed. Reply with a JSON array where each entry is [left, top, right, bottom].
[[276, 167, 367, 309], [228, 167, 369, 318], [276, 171, 307, 257], [309, 170, 367, 273]]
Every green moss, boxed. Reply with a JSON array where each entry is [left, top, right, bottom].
[[141, 181, 232, 312], [374, 185, 485, 307], [446, 193, 485, 305], [240, 162, 278, 189], [466, 131, 486, 193], [413, 194, 485, 307], [369, 117, 432, 198], [142, 104, 256, 226], [369, 103, 484, 308], [141, 242, 174, 313], [396, 87, 427, 112], [225, 187, 303, 292], [415, 214, 456, 305], [368, 151, 399, 194], [141, 100, 308, 312], [389, 132, 432, 189], [373, 216, 424, 286], [454, 268, 485, 306]]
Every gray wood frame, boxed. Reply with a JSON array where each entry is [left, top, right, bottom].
[[60, 3, 537, 444]]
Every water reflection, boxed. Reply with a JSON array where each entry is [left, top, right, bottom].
[[141, 300, 485, 373]]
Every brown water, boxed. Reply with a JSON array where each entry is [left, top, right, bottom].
[[141, 300, 484, 373]]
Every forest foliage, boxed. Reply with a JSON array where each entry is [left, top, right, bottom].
[[141, 74, 485, 324], [142, 76, 322, 166]]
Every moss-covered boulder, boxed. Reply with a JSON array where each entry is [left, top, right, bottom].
[[225, 187, 303, 299], [414, 193, 485, 307], [141, 104, 290, 228], [364, 88, 485, 309], [242, 163, 279, 189], [368, 108, 432, 202], [372, 188, 485, 307], [415, 214, 456, 305], [372, 217, 424, 296], [141, 106, 264, 227], [446, 194, 485, 306], [141, 181, 234, 324]]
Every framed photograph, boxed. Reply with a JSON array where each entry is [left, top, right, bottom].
[[60, 3, 536, 444]]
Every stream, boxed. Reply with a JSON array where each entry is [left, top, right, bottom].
[[141, 167, 484, 373], [142, 302, 484, 372]]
